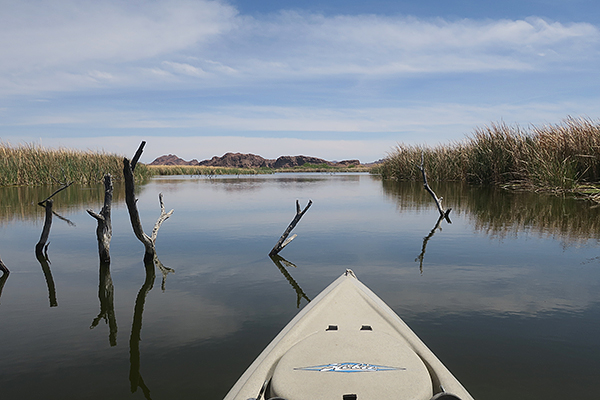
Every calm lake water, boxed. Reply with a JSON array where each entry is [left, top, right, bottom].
[[1, 173, 599, 400]]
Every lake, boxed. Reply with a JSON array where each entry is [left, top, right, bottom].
[[1, 173, 599, 399]]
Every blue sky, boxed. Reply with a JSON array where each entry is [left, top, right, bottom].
[[1, 0, 599, 163]]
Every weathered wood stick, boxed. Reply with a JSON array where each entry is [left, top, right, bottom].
[[36, 199, 53, 254], [269, 200, 312, 256], [87, 174, 113, 263], [151, 193, 174, 245], [131, 141, 146, 172], [418, 154, 451, 222], [124, 158, 155, 256], [38, 182, 73, 206], [124, 143, 174, 280]]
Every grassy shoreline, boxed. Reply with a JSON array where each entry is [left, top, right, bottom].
[[373, 117, 600, 202], [147, 163, 372, 176], [0, 143, 151, 186], [0, 143, 371, 187]]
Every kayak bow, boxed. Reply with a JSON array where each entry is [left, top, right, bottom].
[[225, 270, 474, 400]]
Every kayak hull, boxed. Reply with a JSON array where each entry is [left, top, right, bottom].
[[224, 270, 474, 400]]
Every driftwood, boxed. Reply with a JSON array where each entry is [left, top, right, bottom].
[[415, 215, 444, 274], [87, 174, 113, 263], [129, 255, 155, 399], [269, 200, 312, 256], [270, 255, 311, 308], [418, 154, 451, 222], [90, 261, 118, 346]]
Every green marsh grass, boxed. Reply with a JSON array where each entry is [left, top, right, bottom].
[[376, 117, 600, 194], [148, 163, 371, 176], [147, 165, 270, 176], [0, 143, 150, 186]]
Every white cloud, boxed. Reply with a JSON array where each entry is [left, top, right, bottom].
[[0, 2, 598, 96], [162, 61, 207, 77]]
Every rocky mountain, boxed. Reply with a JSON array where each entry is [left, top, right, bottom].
[[150, 153, 361, 168], [149, 154, 200, 166]]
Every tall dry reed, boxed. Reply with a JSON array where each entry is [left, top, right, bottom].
[[0, 143, 150, 186], [376, 117, 600, 190]]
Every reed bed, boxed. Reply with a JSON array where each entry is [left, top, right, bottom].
[[0, 143, 150, 186], [148, 163, 371, 176], [147, 165, 271, 176], [376, 117, 600, 193]]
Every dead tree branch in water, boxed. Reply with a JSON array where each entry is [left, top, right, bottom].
[[269, 200, 312, 256], [36, 199, 53, 255], [87, 174, 113, 263], [418, 153, 451, 222], [124, 142, 175, 285], [124, 158, 174, 256], [38, 181, 73, 206]]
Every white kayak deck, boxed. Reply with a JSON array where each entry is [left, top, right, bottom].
[[224, 270, 474, 400]]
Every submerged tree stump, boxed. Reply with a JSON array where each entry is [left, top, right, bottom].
[[87, 174, 113, 263], [123, 142, 175, 287], [35, 200, 53, 255]]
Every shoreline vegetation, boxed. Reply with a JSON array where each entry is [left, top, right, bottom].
[[147, 163, 372, 176], [0, 142, 370, 187], [0, 143, 151, 186], [2, 116, 600, 203], [373, 117, 600, 203]]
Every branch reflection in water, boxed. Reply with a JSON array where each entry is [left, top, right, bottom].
[[415, 215, 445, 274], [382, 180, 600, 243], [270, 254, 311, 308], [35, 244, 57, 307], [129, 254, 155, 400], [90, 261, 117, 346]]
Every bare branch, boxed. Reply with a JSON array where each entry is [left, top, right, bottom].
[[124, 158, 154, 256], [38, 182, 73, 206], [36, 199, 53, 254], [269, 200, 312, 256], [87, 174, 113, 263], [418, 153, 451, 222], [151, 193, 174, 245], [131, 141, 146, 172]]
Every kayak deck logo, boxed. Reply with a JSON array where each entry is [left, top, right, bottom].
[[295, 362, 405, 373]]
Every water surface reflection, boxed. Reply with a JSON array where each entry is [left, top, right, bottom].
[[0, 174, 599, 400]]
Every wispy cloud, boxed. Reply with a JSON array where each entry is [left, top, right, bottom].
[[1, 1, 598, 96]]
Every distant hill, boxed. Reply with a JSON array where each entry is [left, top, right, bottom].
[[149, 153, 361, 168]]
